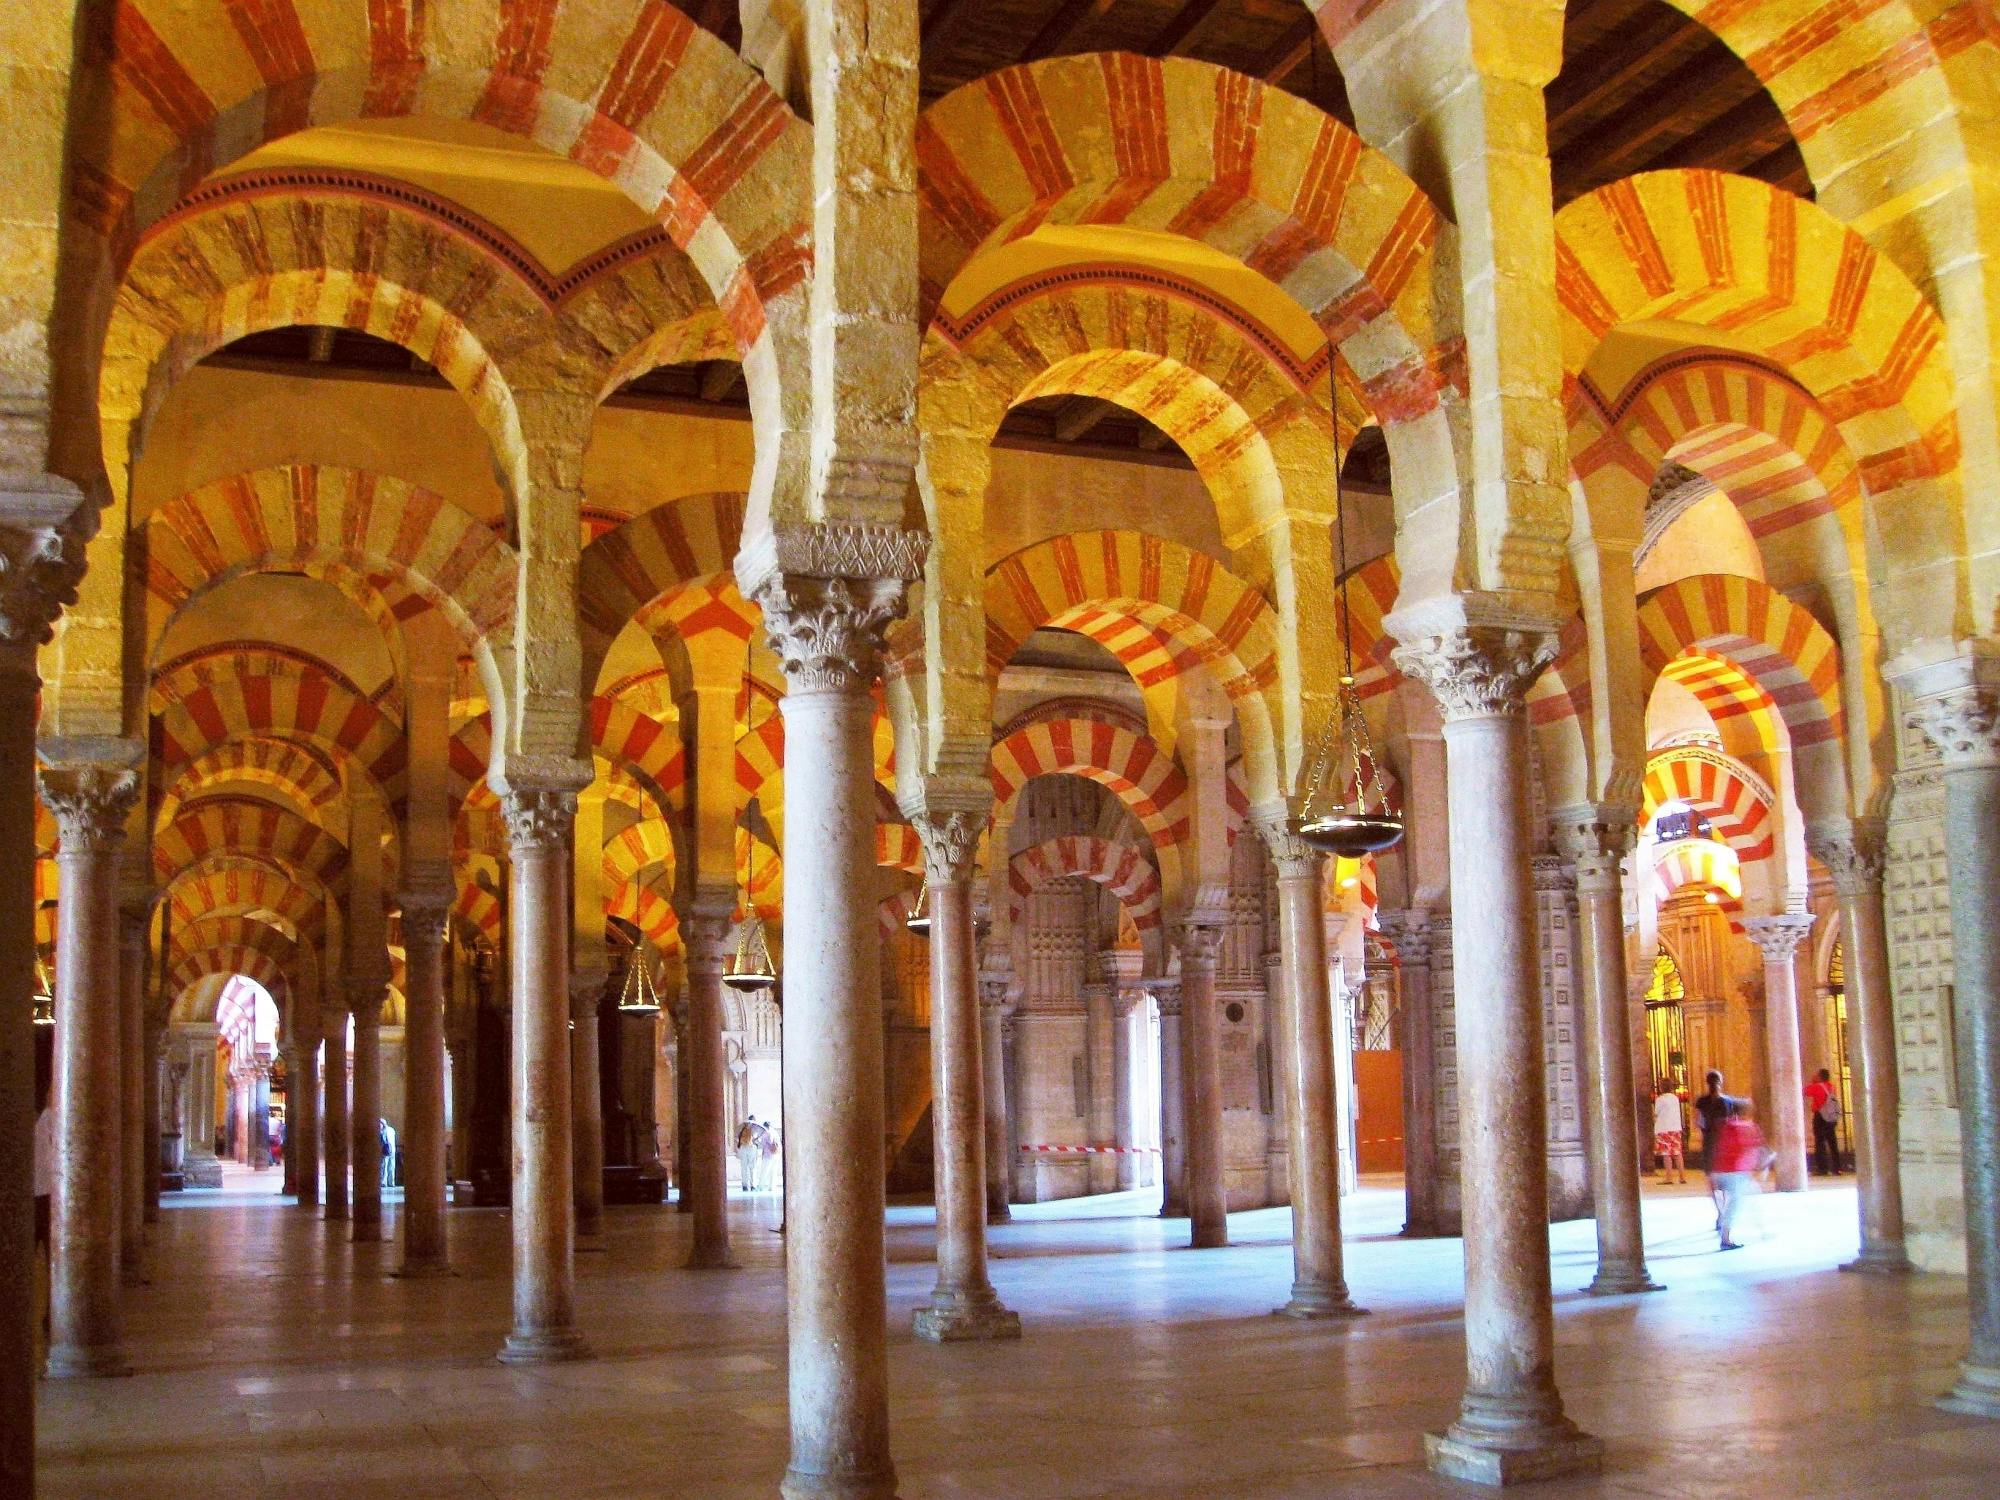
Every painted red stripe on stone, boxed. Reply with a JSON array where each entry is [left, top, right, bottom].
[[666, 87, 792, 239], [598, 3, 696, 126], [222, 0, 316, 135], [986, 68, 1074, 202], [365, 0, 426, 115], [110, 4, 217, 139]]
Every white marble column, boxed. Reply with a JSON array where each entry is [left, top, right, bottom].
[[913, 808, 1018, 1341], [1556, 808, 1661, 1296], [1394, 626, 1601, 1483], [1155, 979, 1188, 1219], [1907, 679, 2000, 1415], [117, 897, 148, 1285], [1378, 910, 1444, 1236], [1807, 820, 1912, 1274], [978, 973, 1013, 1224], [753, 571, 909, 1500], [680, 904, 735, 1269], [1262, 824, 1363, 1318], [497, 782, 590, 1364], [40, 762, 140, 1378], [349, 986, 385, 1242], [397, 887, 452, 1276], [1174, 921, 1228, 1250], [1112, 991, 1137, 1191], [1745, 915, 1814, 1194]]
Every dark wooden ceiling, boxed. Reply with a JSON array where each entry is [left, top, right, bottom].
[[214, 0, 1808, 473]]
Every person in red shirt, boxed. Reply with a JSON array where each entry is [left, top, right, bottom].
[[1805, 1068, 1843, 1176], [1711, 1100, 1772, 1251]]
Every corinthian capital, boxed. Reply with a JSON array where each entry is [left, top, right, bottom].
[[914, 808, 985, 887], [1172, 919, 1224, 975], [682, 904, 735, 974], [1806, 818, 1886, 897], [754, 572, 909, 695], [39, 763, 140, 852], [398, 882, 454, 945], [1553, 803, 1639, 894], [1744, 913, 1815, 963], [1390, 626, 1559, 723], [0, 492, 91, 647], [1254, 816, 1323, 879], [499, 786, 576, 854], [1908, 687, 2000, 772]]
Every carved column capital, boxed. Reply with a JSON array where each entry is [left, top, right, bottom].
[[1743, 913, 1815, 964], [398, 885, 454, 947], [1389, 625, 1559, 723], [1254, 817, 1324, 880], [1376, 908, 1433, 967], [1806, 818, 1886, 898], [752, 571, 909, 695], [38, 763, 140, 852], [913, 807, 985, 887], [498, 786, 576, 854], [1553, 802, 1638, 896], [1907, 685, 2000, 771], [683, 905, 735, 976], [1146, 977, 1183, 1018], [0, 508, 89, 647], [569, 970, 607, 1019], [977, 973, 1013, 1015], [1172, 920, 1224, 977]]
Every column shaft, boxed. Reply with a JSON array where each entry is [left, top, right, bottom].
[[914, 842, 1016, 1341], [682, 911, 734, 1269], [0, 648, 41, 1490], [143, 1023, 163, 1224], [978, 984, 1012, 1223], [1177, 926, 1227, 1249], [399, 896, 450, 1275], [1747, 917, 1812, 1194], [1112, 997, 1136, 1191], [118, 907, 147, 1284], [350, 1011, 384, 1240], [498, 787, 588, 1363], [293, 1039, 320, 1209], [571, 981, 606, 1246], [322, 1020, 350, 1220], [1158, 994, 1188, 1219]]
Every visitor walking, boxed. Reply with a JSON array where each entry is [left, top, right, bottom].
[[1806, 1068, 1843, 1176], [1694, 1070, 1734, 1223], [737, 1116, 763, 1193], [1652, 1084, 1687, 1183], [1711, 1099, 1773, 1251], [758, 1119, 781, 1190]]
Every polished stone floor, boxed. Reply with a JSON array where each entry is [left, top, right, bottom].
[[35, 1167, 1999, 1499]]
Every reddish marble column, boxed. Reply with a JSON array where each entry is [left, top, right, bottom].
[[397, 889, 452, 1276], [1378, 910, 1443, 1236], [1174, 921, 1228, 1250], [754, 571, 907, 1500], [117, 899, 148, 1285], [498, 783, 589, 1364], [913, 809, 1018, 1341], [292, 1025, 320, 1209], [321, 1012, 350, 1221], [978, 974, 1013, 1224], [680, 905, 735, 1269], [1155, 980, 1188, 1219], [1262, 828, 1363, 1317], [1395, 626, 1601, 1483], [570, 972, 607, 1249], [1809, 821, 1913, 1274], [41, 762, 140, 1379], [0, 641, 41, 1489], [143, 1020, 164, 1224], [349, 994, 384, 1242], [1745, 915, 1814, 1194], [1556, 809, 1662, 1296]]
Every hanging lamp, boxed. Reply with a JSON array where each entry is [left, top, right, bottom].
[[726, 656, 781, 994], [615, 944, 662, 1015], [1297, 371, 1405, 859], [903, 888, 931, 936], [31, 956, 53, 1028]]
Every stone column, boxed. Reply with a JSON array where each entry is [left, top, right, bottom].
[[1744, 915, 1814, 1194], [1808, 821, 1912, 1274], [913, 808, 1018, 1342], [1175, 921, 1228, 1249], [1379, 910, 1443, 1236], [1084, 967, 1116, 1195], [143, 1018, 164, 1222], [753, 571, 909, 1500], [292, 1029, 320, 1209], [1155, 980, 1188, 1219], [1394, 626, 1601, 1483], [978, 974, 1013, 1223], [117, 897, 148, 1285], [1112, 991, 1137, 1191], [680, 904, 735, 1269], [570, 973, 607, 1250], [1907, 681, 2000, 1415], [40, 762, 140, 1378], [497, 783, 589, 1364], [1556, 808, 1661, 1296], [397, 888, 452, 1276], [321, 1011, 349, 1220], [1262, 825, 1363, 1317], [349, 987, 385, 1241], [0, 637, 41, 1486], [278, 1045, 300, 1196]]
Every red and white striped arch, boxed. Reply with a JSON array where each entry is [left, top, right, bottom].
[[1006, 836, 1163, 941], [989, 718, 1190, 847], [1642, 747, 1777, 864]]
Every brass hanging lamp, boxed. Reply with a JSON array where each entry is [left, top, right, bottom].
[[725, 643, 780, 993], [615, 942, 662, 1015], [31, 955, 54, 1028], [903, 887, 931, 936], [1297, 380, 1405, 859]]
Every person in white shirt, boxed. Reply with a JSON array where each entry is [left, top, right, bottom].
[[1652, 1085, 1688, 1184]]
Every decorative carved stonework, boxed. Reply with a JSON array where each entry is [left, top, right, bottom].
[[1172, 920, 1224, 975], [683, 908, 734, 974], [0, 514, 89, 647], [499, 787, 576, 854], [39, 764, 140, 852], [1390, 626, 1560, 722], [1907, 687, 2000, 772], [398, 887, 453, 946], [1744, 913, 1816, 963], [1377, 908, 1433, 968], [754, 572, 909, 694], [1806, 818, 1887, 898], [914, 808, 985, 887], [1147, 978, 1183, 1018], [1254, 817, 1323, 880], [1553, 804, 1638, 896]]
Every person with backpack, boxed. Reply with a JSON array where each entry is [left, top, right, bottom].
[[1805, 1067, 1843, 1176]]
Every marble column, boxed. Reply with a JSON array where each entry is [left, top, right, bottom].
[[1907, 681, 2000, 1415], [1156, 980, 1188, 1219], [978, 974, 1013, 1223], [143, 1020, 164, 1223], [1084, 969, 1117, 1195], [680, 904, 735, 1269], [40, 762, 140, 1378], [1808, 821, 1912, 1274], [349, 989, 385, 1242], [1556, 808, 1661, 1295], [1175, 921, 1228, 1250], [1394, 626, 1601, 1483], [397, 888, 452, 1276], [321, 1011, 350, 1220], [1380, 910, 1443, 1236], [175, 1023, 222, 1188], [0, 638, 40, 1488], [117, 898, 148, 1284], [292, 1030, 320, 1209], [1113, 992, 1137, 1191], [913, 808, 1018, 1342], [278, 1045, 300, 1196], [1262, 825, 1363, 1317], [754, 571, 908, 1500], [1744, 915, 1814, 1194], [569, 972, 607, 1250], [497, 783, 589, 1364]]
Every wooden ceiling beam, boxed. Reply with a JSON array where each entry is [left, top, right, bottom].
[[1151, 0, 1229, 57], [1547, 9, 1706, 135], [1053, 399, 1115, 444], [698, 361, 745, 404], [1622, 88, 1796, 180], [921, 0, 983, 62], [1551, 50, 1765, 190], [1017, 0, 1118, 64], [1263, 17, 1322, 88]]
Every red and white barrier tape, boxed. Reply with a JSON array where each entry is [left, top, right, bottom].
[[1018, 1143, 1162, 1155]]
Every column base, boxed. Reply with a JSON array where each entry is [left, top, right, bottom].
[[1188, 1222, 1227, 1250], [1585, 1267, 1664, 1296], [392, 1259, 455, 1280], [1274, 1283, 1367, 1320], [324, 1204, 349, 1222], [497, 1328, 592, 1366], [44, 1345, 133, 1380], [1937, 1360, 2000, 1419], [576, 1233, 608, 1255], [182, 1155, 224, 1189], [1841, 1247, 1915, 1276], [1425, 1425, 1604, 1486], [684, 1246, 738, 1270], [779, 1464, 898, 1500], [912, 1290, 1022, 1343], [985, 1206, 1011, 1226]]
